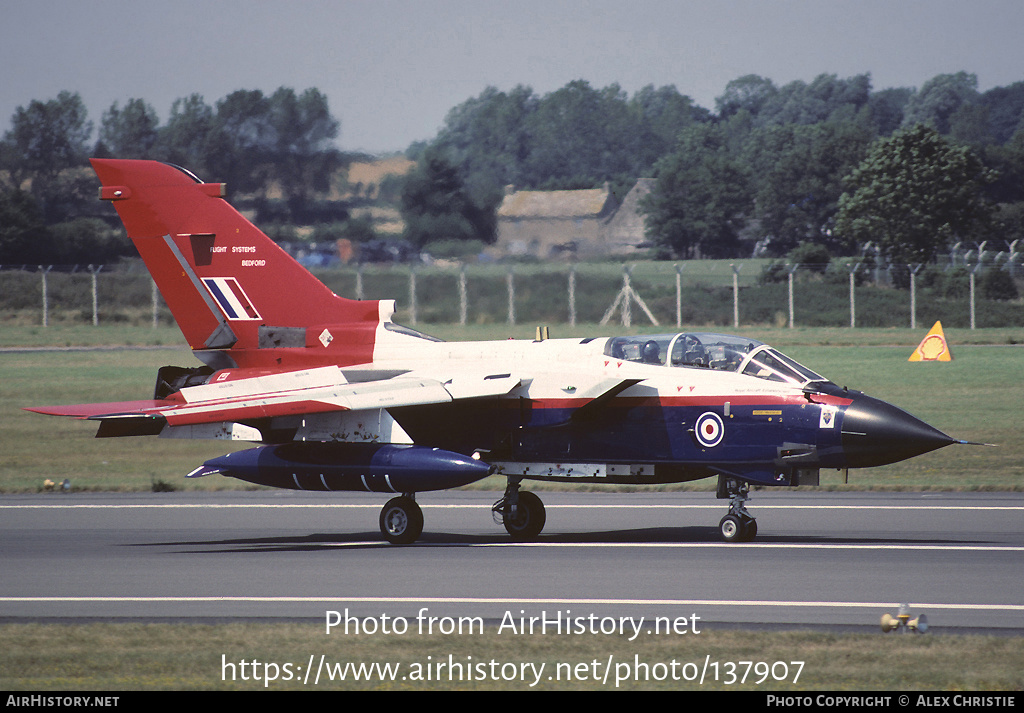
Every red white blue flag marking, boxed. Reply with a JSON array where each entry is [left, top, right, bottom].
[[202, 277, 261, 321]]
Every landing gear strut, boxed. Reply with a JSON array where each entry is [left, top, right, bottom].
[[492, 478, 546, 540], [379, 494, 423, 545], [717, 477, 757, 542]]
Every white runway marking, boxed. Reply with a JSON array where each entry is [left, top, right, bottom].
[[459, 542, 1024, 551], [2, 595, 1022, 613], [3, 503, 1022, 511]]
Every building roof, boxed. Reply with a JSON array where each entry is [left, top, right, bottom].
[[497, 185, 614, 220]]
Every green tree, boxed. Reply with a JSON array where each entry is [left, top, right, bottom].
[[948, 103, 993, 146], [866, 87, 913, 136], [400, 146, 497, 249], [757, 73, 871, 127], [0, 189, 53, 263], [265, 87, 342, 220], [745, 120, 873, 255], [2, 91, 93, 221], [901, 72, 980, 134], [982, 125, 1024, 204], [835, 124, 997, 264], [97, 98, 160, 158], [433, 85, 536, 192], [980, 269, 1019, 301], [159, 94, 214, 172], [991, 199, 1024, 242], [200, 88, 342, 220], [431, 81, 710, 206], [980, 81, 1024, 144], [715, 75, 777, 119], [630, 84, 711, 169], [204, 89, 273, 196], [520, 80, 642, 188], [641, 123, 751, 258], [49, 217, 131, 264]]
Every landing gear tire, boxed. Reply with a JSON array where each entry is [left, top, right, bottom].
[[717, 476, 757, 543], [719, 514, 757, 543], [503, 490, 546, 540], [743, 517, 757, 541], [719, 514, 743, 542], [379, 496, 423, 545]]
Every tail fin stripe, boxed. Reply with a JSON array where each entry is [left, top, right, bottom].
[[203, 279, 239, 319], [203, 278, 261, 321]]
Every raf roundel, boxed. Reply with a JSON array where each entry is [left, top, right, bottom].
[[695, 411, 725, 448]]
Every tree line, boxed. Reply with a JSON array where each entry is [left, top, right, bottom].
[[416, 72, 1024, 269], [3, 72, 1024, 272], [0, 87, 345, 264]]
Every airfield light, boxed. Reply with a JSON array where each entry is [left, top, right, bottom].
[[880, 603, 928, 634]]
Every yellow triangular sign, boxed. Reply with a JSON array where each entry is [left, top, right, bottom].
[[909, 321, 952, 362]]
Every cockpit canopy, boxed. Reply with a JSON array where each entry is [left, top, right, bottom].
[[604, 333, 828, 387]]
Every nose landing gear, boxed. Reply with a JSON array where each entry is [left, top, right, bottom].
[[717, 476, 757, 542]]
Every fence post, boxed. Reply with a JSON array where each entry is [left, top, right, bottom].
[[846, 263, 861, 328], [967, 244, 987, 331], [39, 266, 52, 327], [730, 264, 741, 329], [151, 278, 158, 327], [787, 263, 800, 329], [507, 266, 516, 326], [356, 265, 364, 300], [568, 265, 577, 327], [458, 263, 468, 325], [969, 269, 976, 330], [623, 267, 632, 328], [969, 262, 985, 330], [408, 265, 417, 325], [675, 263, 683, 328], [88, 265, 102, 326], [909, 264, 923, 330]]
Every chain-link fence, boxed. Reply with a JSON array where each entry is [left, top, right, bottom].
[[2, 255, 1022, 330]]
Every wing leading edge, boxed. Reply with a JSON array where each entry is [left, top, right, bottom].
[[26, 366, 521, 440]]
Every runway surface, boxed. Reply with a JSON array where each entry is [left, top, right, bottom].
[[2, 489, 1022, 633]]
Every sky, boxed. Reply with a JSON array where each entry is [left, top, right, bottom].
[[2, 0, 1024, 155]]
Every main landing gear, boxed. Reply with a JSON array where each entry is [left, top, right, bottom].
[[492, 479, 546, 540], [377, 481, 549, 545], [379, 494, 424, 545], [717, 477, 757, 543]]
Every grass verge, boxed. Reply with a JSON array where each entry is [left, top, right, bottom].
[[1, 623, 1022, 691]]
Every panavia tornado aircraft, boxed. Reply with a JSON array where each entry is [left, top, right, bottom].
[[28, 159, 969, 544]]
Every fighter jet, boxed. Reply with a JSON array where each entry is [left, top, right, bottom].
[[27, 159, 967, 544]]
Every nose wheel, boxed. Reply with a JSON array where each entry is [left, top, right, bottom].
[[719, 513, 757, 542], [717, 477, 757, 542]]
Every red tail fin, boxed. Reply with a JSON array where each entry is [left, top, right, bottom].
[[92, 159, 387, 369]]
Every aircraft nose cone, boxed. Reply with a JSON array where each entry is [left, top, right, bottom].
[[840, 394, 955, 468]]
